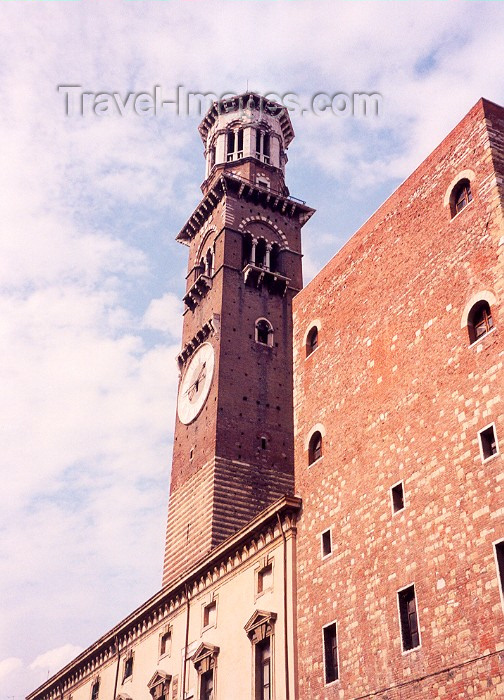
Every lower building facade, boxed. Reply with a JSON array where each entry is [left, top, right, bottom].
[[27, 498, 300, 700]]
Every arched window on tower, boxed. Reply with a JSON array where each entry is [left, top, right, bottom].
[[255, 318, 273, 346], [227, 128, 243, 162], [256, 129, 271, 164], [270, 243, 280, 273], [306, 326, 318, 357], [467, 300, 494, 344], [255, 239, 267, 268], [450, 178, 473, 217], [227, 131, 235, 162], [308, 431, 322, 465], [242, 234, 253, 268], [205, 249, 214, 277]]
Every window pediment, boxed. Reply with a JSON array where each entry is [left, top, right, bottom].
[[147, 670, 172, 693], [191, 642, 219, 672], [244, 609, 277, 643]]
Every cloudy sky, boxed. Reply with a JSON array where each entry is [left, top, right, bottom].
[[1, 2, 504, 699]]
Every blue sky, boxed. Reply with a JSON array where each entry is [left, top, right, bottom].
[[1, 2, 504, 698]]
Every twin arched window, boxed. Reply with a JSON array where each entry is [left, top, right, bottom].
[[242, 234, 281, 273]]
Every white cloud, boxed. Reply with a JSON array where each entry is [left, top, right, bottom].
[[0, 658, 22, 682], [30, 645, 83, 676], [142, 293, 184, 335], [1, 4, 503, 700]]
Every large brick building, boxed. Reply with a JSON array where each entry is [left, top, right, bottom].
[[27, 95, 504, 700]]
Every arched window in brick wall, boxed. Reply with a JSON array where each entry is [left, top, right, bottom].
[[255, 318, 274, 346], [450, 178, 473, 217], [468, 300, 494, 344], [308, 431, 323, 465], [306, 326, 318, 357]]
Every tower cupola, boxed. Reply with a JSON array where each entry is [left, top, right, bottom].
[[198, 92, 294, 195]]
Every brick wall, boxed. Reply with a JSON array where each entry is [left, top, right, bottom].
[[293, 98, 504, 698]]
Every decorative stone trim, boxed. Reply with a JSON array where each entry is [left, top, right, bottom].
[[239, 215, 289, 248], [177, 318, 217, 367]]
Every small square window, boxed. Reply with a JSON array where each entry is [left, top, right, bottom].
[[203, 601, 217, 629], [257, 563, 273, 594], [321, 529, 332, 558], [478, 424, 498, 461], [391, 482, 405, 513]]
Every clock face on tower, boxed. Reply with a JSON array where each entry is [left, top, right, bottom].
[[177, 342, 215, 425]]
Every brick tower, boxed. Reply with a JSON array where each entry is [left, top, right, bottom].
[[162, 94, 314, 586]]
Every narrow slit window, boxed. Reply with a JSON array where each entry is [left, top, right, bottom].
[[323, 622, 338, 684], [398, 584, 420, 651], [237, 128, 244, 157], [159, 628, 172, 657], [495, 541, 504, 600], [479, 424, 498, 461], [308, 431, 322, 465], [227, 131, 235, 161], [306, 326, 318, 357], [321, 529, 332, 557], [391, 482, 405, 513]]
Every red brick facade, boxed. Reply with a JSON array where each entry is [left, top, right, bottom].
[[293, 98, 504, 698], [163, 95, 314, 586]]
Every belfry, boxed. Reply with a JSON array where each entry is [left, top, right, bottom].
[[163, 94, 314, 585]]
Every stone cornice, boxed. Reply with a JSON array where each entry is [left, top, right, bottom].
[[176, 173, 314, 245]]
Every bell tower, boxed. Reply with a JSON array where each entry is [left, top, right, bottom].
[[162, 94, 314, 586]]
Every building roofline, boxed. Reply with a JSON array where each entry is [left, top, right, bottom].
[[299, 96, 503, 297], [27, 494, 301, 700]]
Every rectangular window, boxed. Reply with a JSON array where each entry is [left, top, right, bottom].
[[257, 563, 273, 594], [91, 682, 99, 700], [478, 424, 498, 461], [495, 541, 504, 600], [123, 655, 133, 681], [237, 128, 244, 157], [323, 622, 338, 684], [227, 131, 235, 161], [255, 637, 271, 700], [398, 584, 420, 651], [159, 628, 171, 657], [391, 481, 405, 513], [321, 529, 332, 558], [203, 601, 217, 628], [200, 669, 214, 700]]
